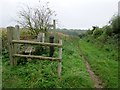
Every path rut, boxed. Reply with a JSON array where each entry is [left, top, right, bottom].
[[78, 44, 103, 88]]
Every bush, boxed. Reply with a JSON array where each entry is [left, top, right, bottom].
[[92, 28, 103, 38], [2, 29, 8, 50], [78, 33, 85, 38], [86, 30, 93, 35], [110, 15, 120, 34], [103, 25, 113, 36]]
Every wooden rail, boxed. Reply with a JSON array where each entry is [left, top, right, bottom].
[[13, 54, 60, 61], [7, 24, 62, 78], [12, 40, 62, 47]]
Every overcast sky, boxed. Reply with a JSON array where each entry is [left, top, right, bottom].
[[0, 0, 119, 29]]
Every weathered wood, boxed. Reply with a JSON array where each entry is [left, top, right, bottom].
[[49, 36, 54, 57], [13, 54, 60, 61], [53, 20, 56, 29], [37, 33, 45, 42], [7, 25, 63, 78], [25, 46, 33, 61], [25, 46, 33, 54], [12, 40, 62, 47], [42, 33, 45, 43], [58, 62, 62, 78], [59, 40, 62, 61], [37, 33, 42, 42], [7, 26, 14, 66], [58, 40, 62, 78], [13, 25, 20, 65]]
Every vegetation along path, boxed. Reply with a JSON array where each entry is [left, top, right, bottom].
[[71, 37, 103, 88], [78, 37, 118, 88], [2, 30, 118, 88], [78, 45, 103, 88]]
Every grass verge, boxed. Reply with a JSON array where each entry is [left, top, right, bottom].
[[79, 39, 118, 88]]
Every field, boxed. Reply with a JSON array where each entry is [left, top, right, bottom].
[[1, 28, 118, 88]]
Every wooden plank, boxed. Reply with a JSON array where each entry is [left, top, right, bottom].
[[12, 40, 62, 47], [59, 40, 62, 61], [42, 33, 45, 43], [37, 33, 42, 42], [25, 46, 33, 54], [13, 25, 20, 65], [37, 33, 45, 42], [58, 40, 62, 78], [58, 62, 62, 78], [7, 26, 14, 66], [13, 54, 60, 61]]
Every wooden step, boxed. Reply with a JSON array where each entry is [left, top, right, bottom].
[[25, 46, 33, 54]]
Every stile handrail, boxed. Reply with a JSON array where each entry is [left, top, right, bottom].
[[12, 40, 62, 47]]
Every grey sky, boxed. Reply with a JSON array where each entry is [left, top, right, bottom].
[[0, 0, 119, 29]]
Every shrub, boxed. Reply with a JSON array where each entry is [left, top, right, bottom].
[[2, 29, 8, 50], [78, 33, 85, 38], [92, 28, 103, 38], [86, 30, 93, 35], [110, 15, 120, 34], [103, 25, 113, 36]]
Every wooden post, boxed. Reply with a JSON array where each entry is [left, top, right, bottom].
[[14, 25, 20, 65], [37, 33, 45, 42], [37, 34, 40, 42], [49, 36, 54, 57], [15, 25, 20, 52], [58, 40, 62, 78], [42, 33, 45, 43], [53, 20, 56, 30], [7, 27, 14, 66]]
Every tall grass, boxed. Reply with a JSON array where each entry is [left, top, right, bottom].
[[2, 31, 94, 88]]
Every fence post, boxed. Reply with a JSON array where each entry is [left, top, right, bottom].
[[49, 36, 54, 57], [7, 26, 14, 66], [58, 40, 62, 78], [14, 25, 20, 65], [53, 20, 56, 30], [42, 33, 45, 43], [37, 33, 45, 42]]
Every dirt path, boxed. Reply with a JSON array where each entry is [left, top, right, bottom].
[[78, 45, 103, 88]]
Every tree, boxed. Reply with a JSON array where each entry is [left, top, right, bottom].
[[18, 1, 56, 35]]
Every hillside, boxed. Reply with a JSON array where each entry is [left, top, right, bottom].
[[51, 29, 87, 36], [1, 15, 119, 88], [2, 28, 118, 88]]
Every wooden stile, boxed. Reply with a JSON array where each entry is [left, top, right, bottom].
[[7, 25, 63, 78]]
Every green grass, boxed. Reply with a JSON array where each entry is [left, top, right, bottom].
[[2, 36, 94, 88], [2, 29, 118, 88], [79, 39, 118, 88]]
